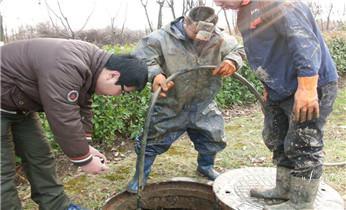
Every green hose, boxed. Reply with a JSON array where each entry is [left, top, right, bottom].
[[136, 65, 264, 209]]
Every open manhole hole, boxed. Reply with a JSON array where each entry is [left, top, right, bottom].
[[102, 177, 226, 210]]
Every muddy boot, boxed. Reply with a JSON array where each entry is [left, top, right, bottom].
[[250, 167, 290, 200], [196, 154, 220, 181], [126, 155, 156, 193], [263, 176, 320, 210]]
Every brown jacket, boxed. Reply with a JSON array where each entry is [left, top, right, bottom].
[[0, 38, 111, 164]]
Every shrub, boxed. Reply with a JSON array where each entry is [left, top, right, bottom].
[[92, 87, 150, 144], [216, 63, 263, 107], [327, 37, 346, 75], [40, 36, 346, 146]]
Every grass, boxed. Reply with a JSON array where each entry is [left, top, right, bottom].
[[19, 85, 346, 209]]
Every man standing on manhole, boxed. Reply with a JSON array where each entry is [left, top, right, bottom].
[[126, 6, 244, 193], [214, 0, 338, 209]]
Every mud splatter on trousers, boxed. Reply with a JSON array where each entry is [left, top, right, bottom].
[[262, 82, 337, 179]]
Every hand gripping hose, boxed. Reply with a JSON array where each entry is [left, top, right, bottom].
[[136, 65, 264, 209]]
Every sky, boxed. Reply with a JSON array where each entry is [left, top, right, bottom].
[[0, 0, 345, 35]]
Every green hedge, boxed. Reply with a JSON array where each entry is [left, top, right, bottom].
[[41, 38, 346, 146], [328, 38, 346, 75], [92, 88, 150, 144]]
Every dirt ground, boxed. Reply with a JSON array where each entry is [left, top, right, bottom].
[[18, 80, 346, 209]]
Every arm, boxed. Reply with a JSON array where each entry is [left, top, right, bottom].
[[275, 2, 320, 122], [220, 32, 245, 69], [134, 35, 164, 83], [80, 97, 93, 141], [274, 2, 321, 77], [213, 32, 245, 77], [38, 64, 96, 166], [134, 34, 174, 97]]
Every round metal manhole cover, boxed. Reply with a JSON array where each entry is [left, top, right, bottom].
[[213, 167, 344, 210]]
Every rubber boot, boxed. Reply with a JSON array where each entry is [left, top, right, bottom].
[[196, 154, 220, 181], [263, 176, 320, 210], [126, 155, 156, 193], [250, 167, 290, 200]]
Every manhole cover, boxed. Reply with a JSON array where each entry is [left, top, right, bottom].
[[213, 167, 344, 210]]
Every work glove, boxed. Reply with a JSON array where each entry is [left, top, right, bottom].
[[152, 73, 175, 97], [213, 60, 237, 77], [293, 75, 319, 123]]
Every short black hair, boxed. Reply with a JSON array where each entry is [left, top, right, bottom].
[[105, 54, 148, 92]]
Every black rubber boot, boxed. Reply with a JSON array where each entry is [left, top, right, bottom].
[[126, 155, 156, 193], [196, 154, 220, 181], [250, 167, 290, 200], [263, 176, 320, 210]]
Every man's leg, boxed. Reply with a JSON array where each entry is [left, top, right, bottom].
[[285, 82, 338, 179], [188, 102, 226, 180], [265, 82, 338, 210], [127, 131, 185, 193], [12, 113, 70, 210], [127, 106, 188, 193], [250, 102, 292, 200], [1, 113, 22, 210]]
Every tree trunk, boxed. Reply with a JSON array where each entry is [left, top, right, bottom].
[[156, 0, 165, 30], [0, 14, 4, 42], [140, 0, 153, 32], [223, 10, 232, 35], [326, 3, 333, 31], [166, 0, 176, 19]]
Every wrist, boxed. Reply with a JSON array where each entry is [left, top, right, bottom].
[[71, 155, 93, 167], [85, 132, 92, 141], [297, 75, 318, 91]]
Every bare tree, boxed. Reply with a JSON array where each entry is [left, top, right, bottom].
[[0, 0, 4, 42], [156, 0, 165, 29], [166, 0, 176, 19], [140, 0, 154, 32], [326, 2, 334, 31], [182, 0, 198, 16], [119, 4, 128, 45], [307, 1, 322, 19], [0, 14, 4, 42], [198, 0, 206, 6], [307, 1, 323, 31], [44, 0, 94, 39], [223, 10, 232, 35]]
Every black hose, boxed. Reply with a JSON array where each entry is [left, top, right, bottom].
[[136, 65, 264, 209]]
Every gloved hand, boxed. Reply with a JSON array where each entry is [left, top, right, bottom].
[[213, 60, 237, 77], [293, 75, 319, 123], [152, 73, 175, 97], [80, 156, 109, 174]]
